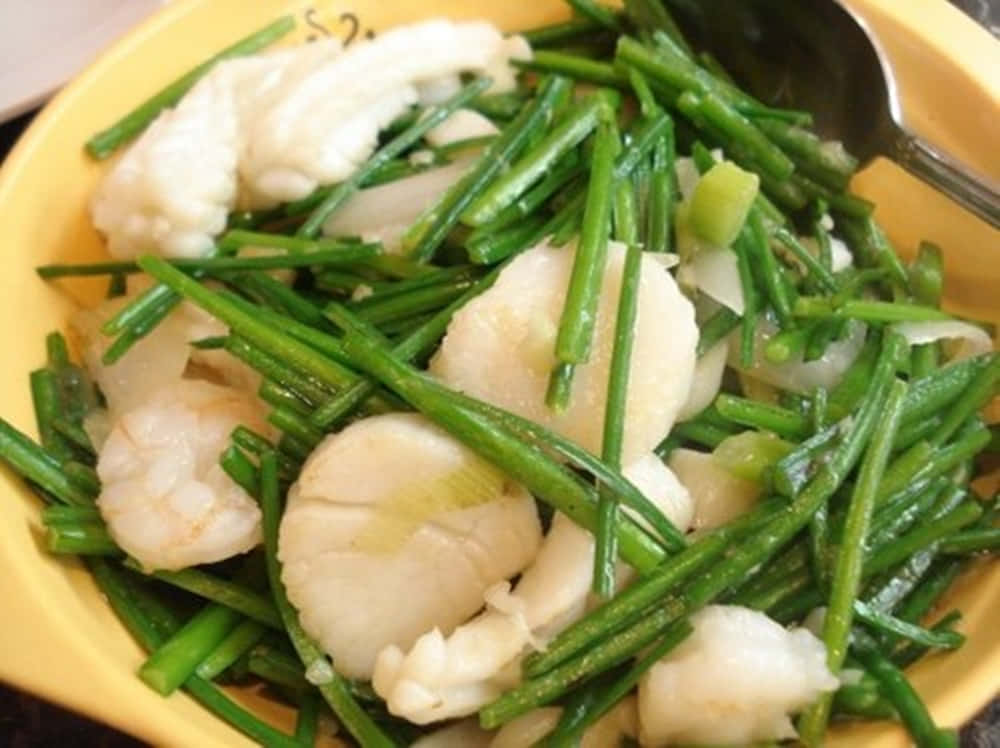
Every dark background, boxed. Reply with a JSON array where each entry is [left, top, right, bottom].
[[1, 1, 998, 745]]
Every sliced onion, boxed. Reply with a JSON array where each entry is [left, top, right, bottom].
[[730, 318, 867, 394], [678, 340, 728, 421], [647, 252, 680, 270], [425, 109, 498, 147], [689, 247, 744, 315], [322, 157, 474, 253], [893, 320, 993, 361], [674, 157, 701, 201]]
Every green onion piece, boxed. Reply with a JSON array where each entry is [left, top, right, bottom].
[[909, 241, 944, 307], [834, 678, 898, 720], [466, 215, 551, 265], [840, 217, 910, 291], [295, 691, 322, 746], [469, 152, 581, 235], [714, 394, 810, 441], [712, 430, 794, 482], [773, 227, 840, 293], [196, 619, 268, 680], [627, 67, 658, 118], [763, 325, 813, 364], [688, 161, 759, 247], [220, 445, 261, 495], [553, 114, 620, 368], [89, 560, 301, 747], [521, 17, 607, 47], [799, 378, 907, 743], [46, 523, 119, 555], [930, 355, 1000, 447], [901, 354, 996, 426], [101, 290, 181, 365], [748, 209, 795, 326], [566, 0, 623, 30], [139, 604, 242, 695], [645, 127, 676, 254], [734, 234, 760, 368], [894, 560, 964, 631], [268, 406, 323, 449], [866, 501, 983, 578], [593, 182, 642, 598], [403, 76, 572, 262], [42, 504, 101, 525], [851, 631, 958, 748], [853, 600, 964, 649], [794, 297, 953, 323], [464, 96, 604, 226], [259, 453, 396, 748], [29, 368, 76, 462], [37, 243, 381, 278], [85, 16, 295, 158], [892, 611, 964, 669], [0, 417, 93, 506], [697, 307, 741, 356], [354, 280, 473, 327], [515, 52, 625, 88], [296, 76, 492, 238], [247, 645, 310, 693], [756, 119, 857, 191], [125, 561, 282, 630], [910, 343, 941, 379], [689, 93, 795, 182], [622, 0, 693, 57], [940, 527, 1000, 555]]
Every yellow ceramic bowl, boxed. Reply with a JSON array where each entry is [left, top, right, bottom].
[[0, 1, 997, 746]]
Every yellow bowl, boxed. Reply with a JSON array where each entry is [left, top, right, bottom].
[[0, 1, 997, 746]]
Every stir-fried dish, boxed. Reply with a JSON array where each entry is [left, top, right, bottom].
[[1, 2, 997, 746]]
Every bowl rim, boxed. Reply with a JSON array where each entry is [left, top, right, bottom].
[[0, 1, 997, 747]]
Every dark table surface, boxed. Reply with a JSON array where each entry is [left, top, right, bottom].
[[2, 1, 999, 745]]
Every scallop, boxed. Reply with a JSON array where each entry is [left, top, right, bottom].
[[430, 241, 698, 464], [277, 413, 541, 680]]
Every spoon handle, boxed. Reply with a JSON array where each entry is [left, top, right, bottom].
[[890, 127, 1000, 229]]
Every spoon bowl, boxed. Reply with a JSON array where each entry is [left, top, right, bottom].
[[667, 0, 1000, 226]]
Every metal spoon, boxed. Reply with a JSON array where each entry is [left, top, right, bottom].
[[666, 0, 1000, 227]]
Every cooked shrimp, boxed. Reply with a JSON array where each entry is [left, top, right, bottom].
[[96, 379, 268, 571], [430, 241, 698, 464], [277, 413, 542, 681], [373, 455, 693, 724], [637, 605, 838, 746]]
